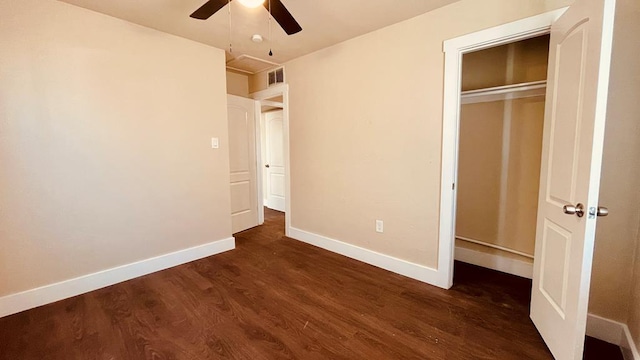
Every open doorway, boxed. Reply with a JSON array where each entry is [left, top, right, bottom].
[[259, 99, 285, 213], [454, 35, 549, 280], [252, 84, 291, 234]]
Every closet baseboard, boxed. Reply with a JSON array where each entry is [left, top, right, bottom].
[[454, 244, 533, 279], [586, 314, 640, 360]]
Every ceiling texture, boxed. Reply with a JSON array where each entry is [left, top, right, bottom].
[[58, 0, 460, 73]]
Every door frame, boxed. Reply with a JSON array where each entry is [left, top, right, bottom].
[[251, 84, 291, 234], [436, 8, 568, 289]]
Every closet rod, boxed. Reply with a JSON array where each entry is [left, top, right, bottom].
[[460, 80, 547, 105]]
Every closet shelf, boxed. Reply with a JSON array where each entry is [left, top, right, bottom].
[[460, 80, 547, 105]]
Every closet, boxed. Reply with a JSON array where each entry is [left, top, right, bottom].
[[455, 35, 550, 278]]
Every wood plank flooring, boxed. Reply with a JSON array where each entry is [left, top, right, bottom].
[[0, 209, 620, 359]]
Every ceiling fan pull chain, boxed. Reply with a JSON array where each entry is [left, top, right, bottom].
[[228, 0, 233, 53], [268, 0, 273, 56]]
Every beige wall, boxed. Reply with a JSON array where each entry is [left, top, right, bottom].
[[511, 36, 550, 85], [282, 0, 572, 268], [588, 0, 640, 324], [457, 101, 505, 246], [457, 97, 544, 256], [249, 72, 268, 94], [226, 71, 250, 97], [461, 35, 549, 91], [0, 0, 232, 297]]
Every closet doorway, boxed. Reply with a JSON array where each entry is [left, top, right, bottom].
[[454, 35, 550, 279], [439, 3, 615, 358]]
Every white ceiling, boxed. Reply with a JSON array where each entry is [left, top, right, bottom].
[[58, 0, 460, 73]]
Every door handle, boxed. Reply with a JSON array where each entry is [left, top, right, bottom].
[[563, 203, 584, 217], [588, 206, 609, 217], [265, 164, 270, 168]]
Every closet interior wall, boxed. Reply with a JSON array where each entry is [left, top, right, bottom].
[[455, 36, 550, 270]]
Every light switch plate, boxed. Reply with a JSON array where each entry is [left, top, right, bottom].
[[211, 137, 219, 149], [376, 220, 384, 233]]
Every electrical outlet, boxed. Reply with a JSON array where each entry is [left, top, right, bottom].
[[375, 220, 384, 233]]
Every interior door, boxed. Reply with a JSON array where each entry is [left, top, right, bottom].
[[227, 95, 259, 234], [264, 110, 285, 212], [530, 0, 615, 359]]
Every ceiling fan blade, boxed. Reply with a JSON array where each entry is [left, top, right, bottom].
[[190, 0, 229, 20], [263, 0, 302, 35]]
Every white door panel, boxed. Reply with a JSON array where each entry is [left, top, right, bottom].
[[228, 95, 259, 233], [265, 110, 285, 212], [530, 0, 615, 359]]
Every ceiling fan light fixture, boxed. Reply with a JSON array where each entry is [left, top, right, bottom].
[[237, 0, 265, 8]]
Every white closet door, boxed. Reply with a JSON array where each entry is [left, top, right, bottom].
[[264, 110, 285, 212], [227, 95, 259, 233], [530, 0, 615, 358]]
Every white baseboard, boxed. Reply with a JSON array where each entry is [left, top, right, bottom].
[[0, 237, 235, 318], [587, 313, 625, 346], [288, 227, 447, 288], [621, 325, 640, 360], [587, 313, 640, 360], [454, 245, 533, 279]]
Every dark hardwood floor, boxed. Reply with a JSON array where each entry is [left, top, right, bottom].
[[0, 209, 622, 359]]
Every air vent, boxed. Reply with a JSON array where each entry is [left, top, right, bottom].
[[268, 67, 285, 87]]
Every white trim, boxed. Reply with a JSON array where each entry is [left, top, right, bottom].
[[443, 9, 567, 53], [587, 314, 624, 346], [586, 314, 640, 360], [254, 100, 265, 225], [456, 236, 534, 259], [0, 237, 235, 318], [455, 244, 533, 279], [289, 227, 447, 288], [251, 84, 291, 236], [437, 8, 568, 289], [621, 325, 640, 360]]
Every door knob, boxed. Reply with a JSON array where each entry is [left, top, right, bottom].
[[563, 203, 585, 217], [265, 164, 270, 168], [589, 206, 609, 217]]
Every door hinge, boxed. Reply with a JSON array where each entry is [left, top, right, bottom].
[[452, 183, 455, 190]]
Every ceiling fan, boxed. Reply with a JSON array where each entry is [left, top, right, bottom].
[[190, 0, 302, 35]]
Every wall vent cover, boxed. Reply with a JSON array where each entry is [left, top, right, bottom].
[[268, 67, 285, 87]]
